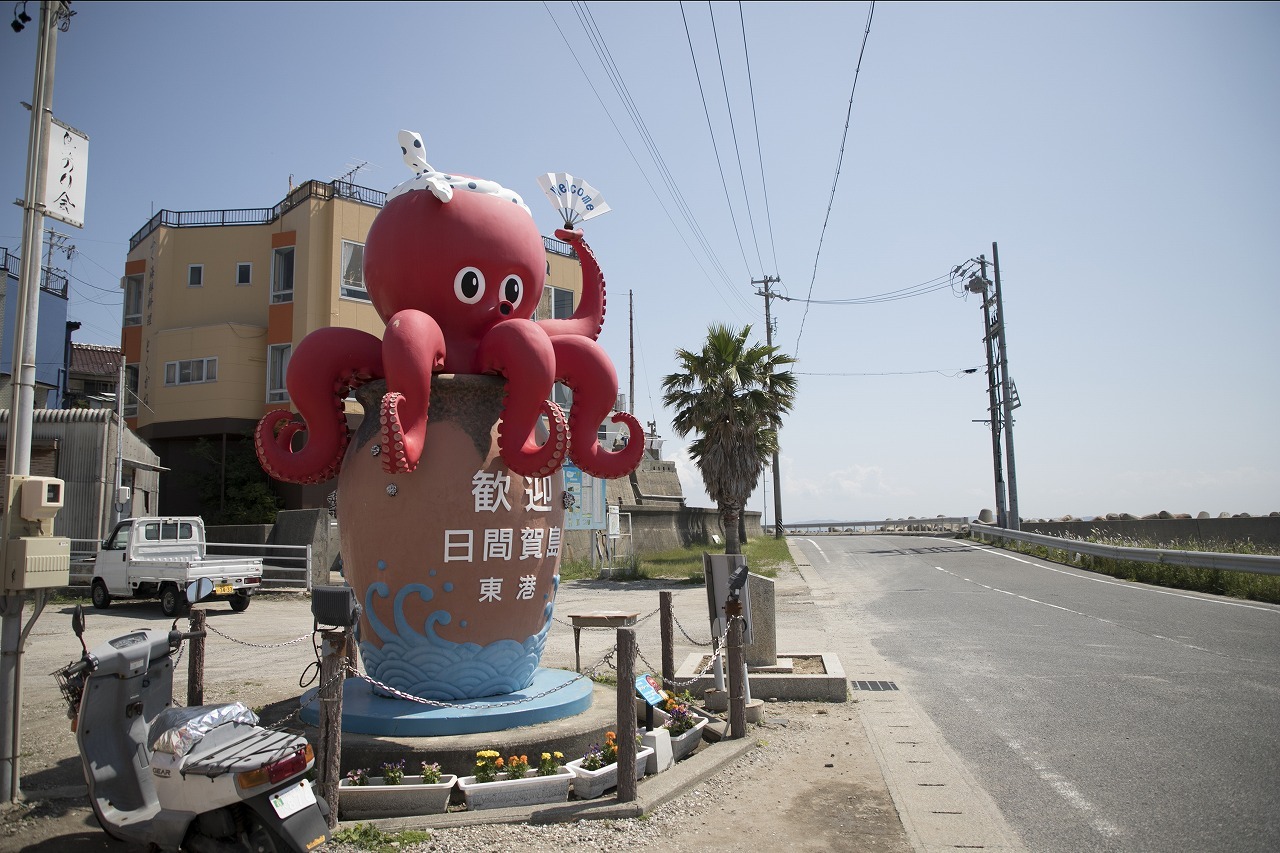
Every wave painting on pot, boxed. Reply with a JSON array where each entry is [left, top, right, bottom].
[[254, 131, 643, 700]]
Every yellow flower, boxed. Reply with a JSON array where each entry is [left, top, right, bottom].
[[541, 752, 551, 761], [553, 751, 564, 760]]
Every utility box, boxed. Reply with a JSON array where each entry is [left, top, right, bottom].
[[1, 475, 71, 592]]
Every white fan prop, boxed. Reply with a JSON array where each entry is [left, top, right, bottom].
[[536, 173, 611, 228]]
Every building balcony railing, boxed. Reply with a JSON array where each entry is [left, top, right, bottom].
[[2, 247, 70, 298], [128, 179, 388, 250], [128, 180, 579, 260]]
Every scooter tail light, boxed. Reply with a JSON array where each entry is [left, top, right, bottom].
[[236, 744, 313, 790]]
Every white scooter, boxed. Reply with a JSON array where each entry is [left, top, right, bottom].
[[54, 579, 329, 852]]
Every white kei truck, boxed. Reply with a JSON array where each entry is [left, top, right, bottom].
[[91, 517, 264, 616]]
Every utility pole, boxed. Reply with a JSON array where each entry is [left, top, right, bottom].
[[753, 275, 784, 539], [967, 257, 1007, 528], [962, 248, 1020, 530], [628, 289, 635, 422], [3, 0, 74, 802], [991, 242, 1019, 530]]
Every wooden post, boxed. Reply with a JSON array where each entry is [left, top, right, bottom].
[[317, 629, 348, 830], [615, 627, 637, 803], [725, 601, 746, 739], [186, 608, 205, 707], [659, 591, 674, 685]]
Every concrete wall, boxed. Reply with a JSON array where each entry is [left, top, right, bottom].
[[1021, 516, 1280, 548], [562, 506, 764, 562]]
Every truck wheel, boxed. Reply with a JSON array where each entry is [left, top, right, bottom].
[[90, 580, 111, 610], [230, 592, 251, 613], [160, 584, 184, 617]]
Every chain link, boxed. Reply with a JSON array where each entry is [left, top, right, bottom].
[[635, 618, 729, 688], [671, 612, 714, 647], [204, 622, 311, 649], [346, 665, 589, 711], [551, 604, 661, 630]]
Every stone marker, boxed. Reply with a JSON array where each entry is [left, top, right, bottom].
[[744, 574, 777, 668]]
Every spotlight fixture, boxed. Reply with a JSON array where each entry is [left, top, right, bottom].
[[11, 3, 31, 33]]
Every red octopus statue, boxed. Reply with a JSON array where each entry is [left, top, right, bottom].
[[254, 160, 645, 485]]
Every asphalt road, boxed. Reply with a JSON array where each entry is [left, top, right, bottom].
[[791, 534, 1280, 853]]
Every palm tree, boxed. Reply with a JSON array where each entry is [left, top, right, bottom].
[[661, 323, 797, 554]]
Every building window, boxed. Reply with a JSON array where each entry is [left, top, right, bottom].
[[123, 274, 143, 326], [537, 285, 574, 320], [271, 246, 294, 303], [340, 240, 367, 300], [237, 262, 252, 286], [164, 357, 217, 386], [267, 343, 291, 403], [187, 264, 203, 287], [123, 364, 138, 417]]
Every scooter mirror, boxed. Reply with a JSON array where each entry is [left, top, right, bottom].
[[71, 604, 85, 638], [186, 577, 214, 605]]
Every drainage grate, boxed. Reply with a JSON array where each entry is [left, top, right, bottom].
[[851, 680, 899, 691]]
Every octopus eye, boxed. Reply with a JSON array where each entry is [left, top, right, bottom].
[[502, 275, 523, 307], [454, 267, 485, 304]]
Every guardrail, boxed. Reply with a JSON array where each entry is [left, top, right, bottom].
[[67, 541, 313, 590], [971, 523, 1280, 577], [784, 517, 970, 534]]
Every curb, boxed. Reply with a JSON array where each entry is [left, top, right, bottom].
[[342, 736, 757, 832]]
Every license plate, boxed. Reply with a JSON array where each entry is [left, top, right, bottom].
[[215, 584, 234, 596], [270, 778, 315, 819]]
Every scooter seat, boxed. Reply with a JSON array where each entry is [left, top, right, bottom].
[[179, 725, 307, 778], [151, 702, 259, 757]]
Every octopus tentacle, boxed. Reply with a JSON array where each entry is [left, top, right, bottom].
[[537, 229, 606, 341], [254, 327, 384, 484], [477, 319, 567, 477], [497, 399, 568, 479], [380, 309, 446, 473], [550, 334, 645, 479]]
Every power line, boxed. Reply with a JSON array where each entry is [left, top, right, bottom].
[[709, 1, 764, 275], [777, 273, 959, 305], [541, 2, 753, 318], [794, 0, 876, 358], [739, 1, 779, 275], [574, 0, 743, 298], [680, 0, 753, 279], [796, 366, 982, 378]]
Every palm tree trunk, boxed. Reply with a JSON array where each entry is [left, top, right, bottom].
[[721, 502, 742, 555]]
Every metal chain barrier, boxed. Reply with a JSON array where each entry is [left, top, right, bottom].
[[671, 611, 714, 647], [204, 622, 311, 649], [551, 604, 661, 630], [635, 619, 729, 688], [346, 665, 588, 710]]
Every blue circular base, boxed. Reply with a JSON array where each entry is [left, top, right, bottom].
[[299, 668, 593, 736]]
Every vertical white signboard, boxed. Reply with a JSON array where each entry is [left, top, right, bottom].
[[43, 116, 89, 229]]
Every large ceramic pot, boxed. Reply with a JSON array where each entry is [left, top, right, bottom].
[[338, 376, 565, 700]]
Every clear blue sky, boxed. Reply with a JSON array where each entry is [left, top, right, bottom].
[[3, 1, 1276, 522]]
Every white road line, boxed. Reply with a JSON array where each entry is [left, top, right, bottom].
[[934, 566, 1250, 661], [801, 538, 829, 562], [1000, 733, 1122, 840], [957, 539, 1278, 614]]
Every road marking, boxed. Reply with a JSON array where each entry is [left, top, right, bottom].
[[934, 566, 1253, 662], [957, 539, 1278, 614], [1000, 733, 1123, 840], [801, 539, 829, 562]]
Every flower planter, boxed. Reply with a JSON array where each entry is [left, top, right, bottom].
[[566, 746, 655, 800], [456, 767, 573, 810], [668, 718, 708, 762], [338, 774, 457, 820]]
